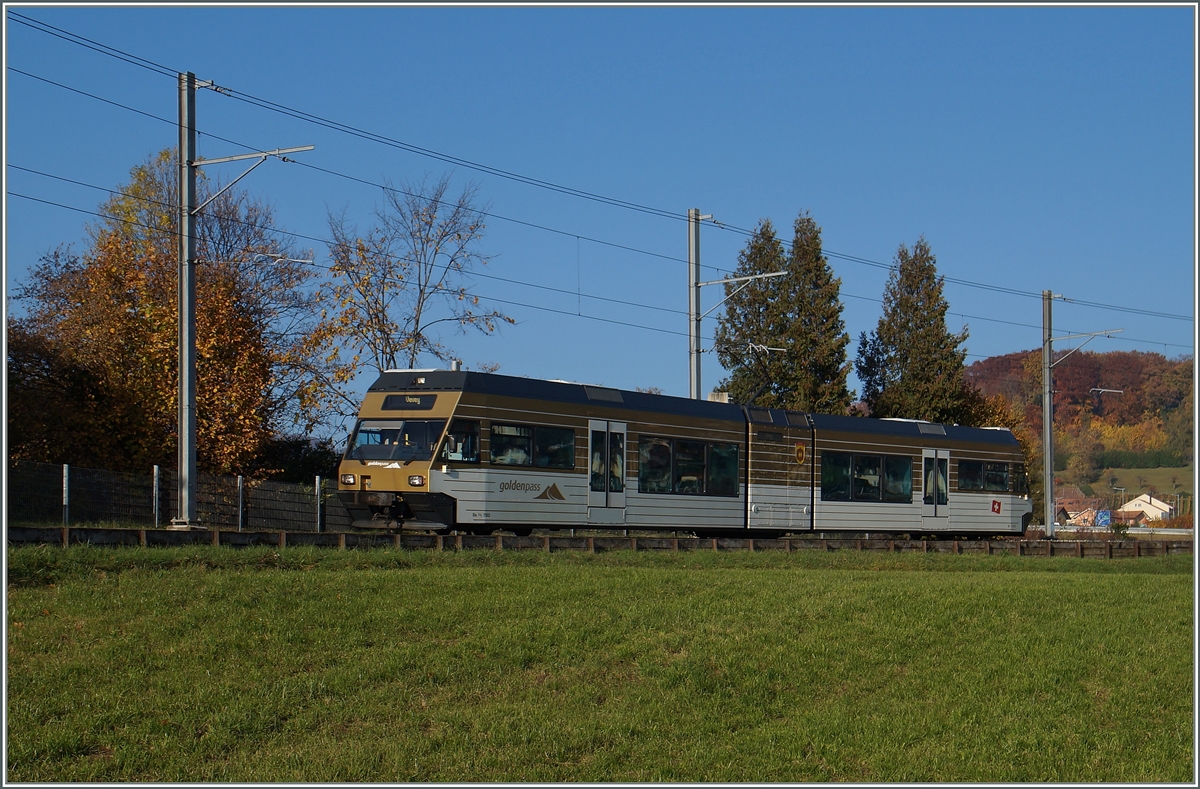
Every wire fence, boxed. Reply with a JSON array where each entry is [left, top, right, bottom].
[[6, 460, 353, 532]]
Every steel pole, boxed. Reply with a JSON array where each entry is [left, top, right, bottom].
[[1042, 290, 1055, 537], [174, 72, 198, 528], [688, 208, 702, 399]]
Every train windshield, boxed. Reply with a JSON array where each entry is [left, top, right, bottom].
[[345, 419, 447, 462]]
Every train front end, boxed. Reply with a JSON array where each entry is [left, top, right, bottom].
[[337, 370, 463, 531]]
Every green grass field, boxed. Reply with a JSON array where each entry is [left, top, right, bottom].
[[1089, 466, 1193, 498], [6, 546, 1194, 782]]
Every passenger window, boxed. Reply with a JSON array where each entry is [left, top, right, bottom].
[[441, 420, 480, 463], [852, 455, 882, 501], [707, 443, 739, 497], [924, 457, 948, 506], [958, 460, 984, 491], [490, 424, 532, 466], [534, 427, 575, 469], [882, 456, 913, 503], [639, 437, 673, 493], [609, 432, 625, 493], [984, 462, 1009, 492], [674, 440, 706, 495], [590, 430, 607, 492], [821, 451, 851, 501]]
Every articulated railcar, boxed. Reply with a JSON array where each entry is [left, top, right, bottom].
[[336, 369, 1033, 537]]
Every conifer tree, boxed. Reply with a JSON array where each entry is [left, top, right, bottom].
[[855, 237, 970, 423], [715, 212, 851, 412]]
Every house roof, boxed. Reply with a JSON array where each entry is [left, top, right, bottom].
[[1116, 493, 1173, 514]]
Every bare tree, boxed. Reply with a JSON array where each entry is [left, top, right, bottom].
[[312, 175, 513, 414]]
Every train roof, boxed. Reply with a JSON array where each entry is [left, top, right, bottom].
[[369, 369, 746, 421], [808, 413, 1021, 447], [367, 369, 1020, 447]]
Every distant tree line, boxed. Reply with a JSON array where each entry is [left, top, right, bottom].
[[966, 348, 1192, 486]]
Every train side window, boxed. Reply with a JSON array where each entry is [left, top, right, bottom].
[[923, 457, 948, 506], [490, 424, 533, 466], [958, 460, 984, 491], [609, 432, 625, 493], [882, 456, 913, 503], [707, 443, 739, 497], [1014, 463, 1028, 495], [821, 451, 851, 501], [639, 437, 673, 493], [852, 455, 882, 501], [441, 420, 480, 463], [984, 462, 1009, 492], [534, 427, 575, 469], [674, 440, 706, 495], [590, 431, 608, 492]]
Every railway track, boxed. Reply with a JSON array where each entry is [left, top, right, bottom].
[[7, 525, 1192, 559]]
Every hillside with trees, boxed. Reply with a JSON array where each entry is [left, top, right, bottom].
[[965, 349, 1193, 497]]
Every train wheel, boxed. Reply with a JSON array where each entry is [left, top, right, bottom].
[[511, 528, 533, 537]]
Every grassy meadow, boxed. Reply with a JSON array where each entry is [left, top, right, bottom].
[[1088, 466, 1193, 499], [5, 545, 1194, 782]]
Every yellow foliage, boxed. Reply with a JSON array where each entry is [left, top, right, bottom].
[[10, 149, 328, 475], [1093, 419, 1169, 453]]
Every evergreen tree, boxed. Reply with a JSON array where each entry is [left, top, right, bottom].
[[715, 212, 851, 412], [855, 237, 970, 423]]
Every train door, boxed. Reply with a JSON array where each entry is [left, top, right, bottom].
[[747, 412, 810, 530], [921, 448, 950, 530], [746, 427, 778, 529], [588, 419, 626, 523]]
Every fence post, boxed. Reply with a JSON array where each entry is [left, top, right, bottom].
[[315, 475, 322, 533], [237, 476, 244, 532], [153, 465, 160, 528], [62, 464, 70, 527]]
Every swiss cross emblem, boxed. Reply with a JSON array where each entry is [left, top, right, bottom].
[[991, 500, 1002, 514]]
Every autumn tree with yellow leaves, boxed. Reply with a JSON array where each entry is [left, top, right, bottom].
[[8, 149, 335, 476]]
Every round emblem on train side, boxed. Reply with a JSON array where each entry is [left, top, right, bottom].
[[795, 443, 806, 465]]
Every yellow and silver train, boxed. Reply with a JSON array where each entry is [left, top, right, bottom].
[[336, 369, 1033, 537]]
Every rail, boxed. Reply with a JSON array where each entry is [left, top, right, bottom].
[[6, 525, 1191, 558]]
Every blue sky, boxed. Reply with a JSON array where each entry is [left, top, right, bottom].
[[4, 4, 1195, 429]]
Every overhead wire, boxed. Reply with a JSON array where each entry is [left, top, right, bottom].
[[705, 220, 1193, 321], [9, 159, 1193, 354], [8, 11, 1194, 355], [7, 11, 177, 78], [6, 64, 696, 272], [7, 188, 696, 340], [6, 163, 687, 319], [10, 9, 1193, 324], [10, 182, 1190, 401], [6, 13, 686, 223], [13, 172, 1160, 394]]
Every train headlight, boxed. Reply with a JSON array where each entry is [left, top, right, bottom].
[[408, 475, 426, 487], [340, 473, 356, 486]]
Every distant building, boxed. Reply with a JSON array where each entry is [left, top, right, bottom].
[[1116, 493, 1174, 522], [1067, 507, 1097, 527], [1055, 485, 1105, 524]]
